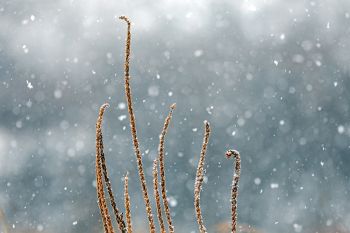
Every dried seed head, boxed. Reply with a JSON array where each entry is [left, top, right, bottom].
[[120, 16, 156, 233], [226, 149, 241, 233], [170, 103, 176, 110], [194, 121, 211, 233], [158, 104, 176, 233], [119, 16, 131, 24], [225, 149, 240, 159], [96, 103, 115, 233]]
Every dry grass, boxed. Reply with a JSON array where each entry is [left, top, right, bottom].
[[96, 103, 115, 233], [94, 16, 241, 233], [153, 159, 166, 233], [158, 104, 176, 233], [119, 15, 156, 233], [194, 121, 211, 233], [226, 150, 241, 233], [0, 208, 9, 233], [124, 173, 133, 233]]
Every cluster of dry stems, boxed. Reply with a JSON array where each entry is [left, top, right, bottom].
[[95, 16, 241, 233]]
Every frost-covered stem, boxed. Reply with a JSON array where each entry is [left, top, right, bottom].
[[97, 103, 126, 233], [96, 103, 115, 233], [153, 159, 166, 233], [99, 130, 127, 233], [124, 173, 133, 233], [119, 15, 156, 233], [119, 16, 131, 77], [225, 149, 241, 233], [194, 121, 211, 233], [158, 103, 176, 233]]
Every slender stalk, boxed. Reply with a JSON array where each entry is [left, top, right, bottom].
[[225, 149, 241, 233], [119, 16, 131, 77], [100, 134, 127, 233], [96, 103, 114, 233], [158, 103, 176, 233], [119, 15, 156, 233], [124, 173, 133, 233], [0, 208, 9, 233], [194, 121, 211, 233], [153, 159, 166, 233]]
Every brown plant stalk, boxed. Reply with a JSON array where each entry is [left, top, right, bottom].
[[153, 159, 166, 233], [119, 15, 156, 233], [99, 130, 127, 233], [225, 149, 241, 233], [124, 173, 133, 233], [96, 103, 115, 233], [0, 208, 9, 233], [97, 103, 127, 233], [158, 103, 176, 233], [194, 121, 211, 233]]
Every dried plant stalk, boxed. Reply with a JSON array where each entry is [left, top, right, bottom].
[[100, 132, 127, 233], [119, 15, 156, 233], [158, 103, 176, 233], [97, 103, 127, 233], [96, 103, 115, 233], [124, 173, 133, 233], [119, 16, 131, 77], [225, 149, 241, 233], [153, 159, 166, 233], [0, 208, 9, 233], [194, 121, 211, 233]]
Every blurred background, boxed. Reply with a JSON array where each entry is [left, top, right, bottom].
[[1, 0, 350, 232]]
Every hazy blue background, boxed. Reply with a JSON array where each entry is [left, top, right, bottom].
[[1, 0, 350, 232]]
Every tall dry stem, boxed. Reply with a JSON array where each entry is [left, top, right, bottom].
[[153, 159, 166, 233], [119, 15, 156, 233], [158, 103, 176, 233], [194, 121, 211, 233], [0, 208, 9, 233], [124, 173, 133, 233], [96, 103, 115, 233], [99, 131, 126, 233], [225, 149, 241, 233]]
